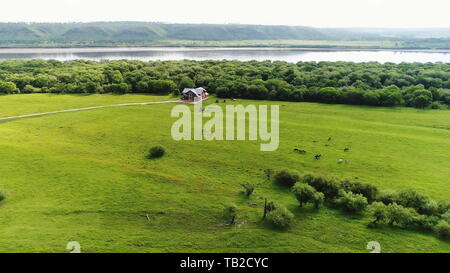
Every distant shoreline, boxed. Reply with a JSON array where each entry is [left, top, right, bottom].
[[0, 46, 449, 54]]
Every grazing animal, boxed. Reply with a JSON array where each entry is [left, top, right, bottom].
[[338, 159, 343, 164], [314, 154, 322, 160], [345, 160, 350, 164], [344, 147, 350, 152], [293, 148, 307, 154], [312, 140, 318, 143], [328, 137, 332, 141]]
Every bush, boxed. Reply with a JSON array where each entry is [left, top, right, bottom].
[[438, 201, 450, 215], [264, 168, 274, 180], [376, 190, 398, 205], [103, 83, 131, 94], [340, 180, 378, 203], [241, 183, 254, 197], [386, 203, 419, 229], [274, 169, 300, 188], [414, 215, 439, 232], [335, 190, 368, 214], [292, 183, 316, 207], [434, 220, 450, 239], [378, 189, 434, 215], [421, 200, 440, 216], [266, 205, 294, 229], [303, 174, 340, 199], [148, 80, 178, 94], [263, 200, 278, 219], [442, 210, 450, 223], [312, 192, 325, 209], [369, 202, 440, 231], [292, 183, 324, 208], [148, 146, 165, 158], [0, 190, 6, 202], [396, 189, 430, 214], [0, 81, 19, 94], [223, 204, 237, 225], [431, 101, 447, 110], [368, 202, 389, 227]]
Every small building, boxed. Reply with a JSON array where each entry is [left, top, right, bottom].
[[182, 87, 208, 101]]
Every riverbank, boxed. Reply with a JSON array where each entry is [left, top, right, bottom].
[[1, 46, 450, 54]]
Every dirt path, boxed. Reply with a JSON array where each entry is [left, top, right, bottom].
[[0, 100, 181, 122]]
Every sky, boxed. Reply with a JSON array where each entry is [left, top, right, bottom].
[[0, 0, 449, 28]]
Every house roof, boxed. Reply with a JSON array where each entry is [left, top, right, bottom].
[[182, 87, 206, 97]]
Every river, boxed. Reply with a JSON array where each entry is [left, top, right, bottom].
[[0, 47, 449, 63]]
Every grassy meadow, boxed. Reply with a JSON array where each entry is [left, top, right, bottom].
[[0, 94, 449, 252]]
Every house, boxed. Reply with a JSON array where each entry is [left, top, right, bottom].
[[182, 87, 208, 101]]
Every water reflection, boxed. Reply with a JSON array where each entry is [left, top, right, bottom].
[[0, 47, 449, 63]]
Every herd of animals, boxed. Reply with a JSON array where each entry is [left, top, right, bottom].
[[293, 137, 351, 164]]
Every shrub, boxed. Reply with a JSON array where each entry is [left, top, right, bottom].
[[421, 200, 439, 216], [303, 174, 340, 199], [292, 183, 316, 207], [179, 77, 195, 90], [431, 101, 447, 110], [340, 180, 378, 202], [376, 190, 398, 205], [0, 190, 6, 202], [148, 80, 178, 94], [368, 202, 389, 227], [264, 168, 274, 181], [438, 201, 450, 215], [396, 189, 430, 214], [103, 83, 131, 94], [0, 81, 19, 94], [266, 205, 294, 229], [148, 146, 165, 158], [274, 169, 300, 188], [223, 204, 237, 225], [318, 87, 342, 104], [292, 183, 323, 208], [241, 183, 254, 197], [312, 192, 325, 209], [335, 190, 368, 214], [414, 215, 439, 232], [434, 220, 450, 239], [263, 200, 278, 219], [386, 203, 419, 229], [442, 210, 450, 223]]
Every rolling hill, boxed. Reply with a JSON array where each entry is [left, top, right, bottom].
[[0, 22, 449, 48], [0, 94, 449, 252]]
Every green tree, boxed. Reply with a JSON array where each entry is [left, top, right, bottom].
[[369, 202, 389, 227], [266, 205, 294, 229], [179, 77, 195, 90], [274, 169, 300, 188], [335, 190, 368, 214], [292, 183, 319, 207]]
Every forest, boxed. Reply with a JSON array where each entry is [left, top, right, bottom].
[[0, 59, 449, 109]]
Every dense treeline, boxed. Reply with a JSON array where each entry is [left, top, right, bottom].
[[0, 59, 449, 109]]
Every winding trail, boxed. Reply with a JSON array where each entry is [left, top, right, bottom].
[[0, 100, 181, 122]]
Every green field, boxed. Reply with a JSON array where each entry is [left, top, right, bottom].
[[0, 94, 449, 253]]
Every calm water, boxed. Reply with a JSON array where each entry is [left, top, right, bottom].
[[0, 47, 449, 63]]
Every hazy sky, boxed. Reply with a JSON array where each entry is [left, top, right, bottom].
[[0, 0, 449, 28]]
